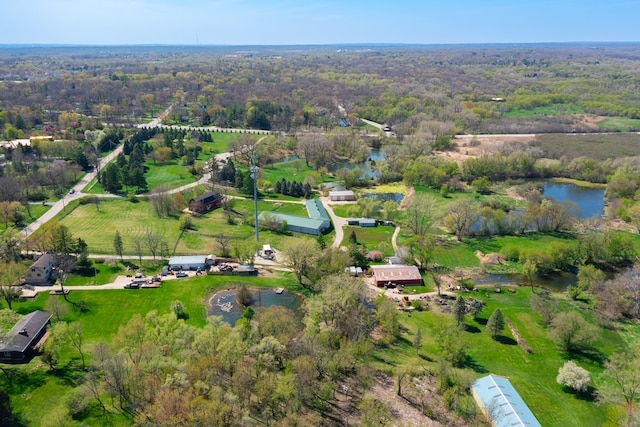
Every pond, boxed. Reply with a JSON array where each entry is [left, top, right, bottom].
[[472, 272, 578, 292], [363, 192, 404, 204], [208, 288, 304, 326], [330, 148, 388, 179], [543, 180, 605, 220]]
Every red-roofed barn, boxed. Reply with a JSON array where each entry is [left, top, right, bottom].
[[371, 265, 422, 287]]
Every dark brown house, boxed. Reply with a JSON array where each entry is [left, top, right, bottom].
[[188, 191, 223, 214], [0, 311, 52, 364]]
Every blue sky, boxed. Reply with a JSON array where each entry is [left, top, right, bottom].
[[2, 0, 638, 45]]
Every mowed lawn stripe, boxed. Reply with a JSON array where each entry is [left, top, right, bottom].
[[59, 199, 182, 255]]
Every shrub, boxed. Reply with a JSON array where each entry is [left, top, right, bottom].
[[557, 361, 591, 393]]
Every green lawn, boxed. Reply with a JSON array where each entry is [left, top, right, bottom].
[[597, 116, 640, 132], [56, 198, 183, 255], [345, 225, 396, 256], [376, 289, 629, 427], [145, 160, 197, 190], [505, 103, 584, 117]]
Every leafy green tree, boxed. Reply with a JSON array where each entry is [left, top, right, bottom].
[[359, 395, 392, 427], [0, 262, 27, 310], [568, 264, 605, 300], [522, 258, 538, 292], [487, 308, 505, 339], [413, 328, 423, 354], [550, 311, 598, 352]]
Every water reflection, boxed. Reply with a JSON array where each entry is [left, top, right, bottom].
[[543, 181, 605, 220], [208, 288, 303, 326]]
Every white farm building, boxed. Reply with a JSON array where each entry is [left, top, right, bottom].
[[168, 255, 215, 271]]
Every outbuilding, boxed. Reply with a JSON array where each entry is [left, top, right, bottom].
[[0, 311, 52, 363], [188, 191, 224, 214], [168, 255, 215, 271], [329, 190, 356, 202], [258, 199, 331, 236], [472, 374, 541, 427], [371, 264, 422, 287]]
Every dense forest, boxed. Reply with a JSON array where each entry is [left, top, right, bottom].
[[2, 43, 640, 139]]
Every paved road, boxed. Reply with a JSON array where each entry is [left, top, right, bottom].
[[321, 197, 348, 249]]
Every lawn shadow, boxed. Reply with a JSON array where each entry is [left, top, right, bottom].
[[564, 347, 607, 366], [561, 385, 598, 402], [52, 361, 86, 387], [0, 367, 48, 394], [495, 335, 517, 346], [462, 355, 488, 374], [464, 324, 481, 334], [475, 317, 488, 326]]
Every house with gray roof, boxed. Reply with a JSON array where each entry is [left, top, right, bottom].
[[0, 311, 52, 363]]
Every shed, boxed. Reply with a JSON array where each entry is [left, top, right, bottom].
[[168, 255, 212, 271], [371, 264, 422, 287], [329, 190, 356, 202], [472, 374, 541, 427], [25, 253, 55, 285], [188, 191, 223, 214], [359, 218, 377, 227], [0, 311, 52, 363]]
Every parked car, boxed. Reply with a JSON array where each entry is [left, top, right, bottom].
[[124, 282, 139, 289], [176, 272, 188, 278]]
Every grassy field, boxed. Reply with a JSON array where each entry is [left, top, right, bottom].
[[505, 103, 584, 117], [55, 198, 183, 255], [376, 288, 630, 427], [597, 116, 640, 132], [345, 225, 396, 256], [144, 160, 198, 190], [535, 133, 640, 161]]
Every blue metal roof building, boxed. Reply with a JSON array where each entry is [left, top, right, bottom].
[[258, 199, 331, 236], [472, 374, 541, 427]]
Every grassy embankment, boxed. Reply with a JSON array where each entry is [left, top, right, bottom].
[[374, 287, 634, 427]]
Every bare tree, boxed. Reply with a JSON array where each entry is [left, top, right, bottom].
[[143, 228, 163, 262], [215, 234, 232, 258], [444, 198, 480, 241], [404, 194, 436, 237]]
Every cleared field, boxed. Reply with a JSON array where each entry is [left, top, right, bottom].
[[145, 160, 198, 190], [534, 132, 640, 161], [57, 199, 183, 255], [505, 103, 584, 117], [598, 116, 640, 132]]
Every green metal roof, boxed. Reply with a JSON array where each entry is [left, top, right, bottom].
[[306, 199, 330, 221]]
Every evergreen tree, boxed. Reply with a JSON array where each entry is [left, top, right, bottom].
[[101, 163, 122, 193], [487, 308, 505, 339], [453, 295, 466, 327], [114, 230, 123, 261]]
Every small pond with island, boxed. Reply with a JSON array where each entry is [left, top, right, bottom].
[[208, 287, 304, 326]]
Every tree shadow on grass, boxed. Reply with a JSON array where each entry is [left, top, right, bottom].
[[462, 354, 488, 374], [560, 385, 598, 402], [563, 347, 607, 366], [475, 317, 488, 326], [51, 361, 86, 387], [495, 335, 517, 346], [464, 324, 481, 334], [0, 367, 48, 394]]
